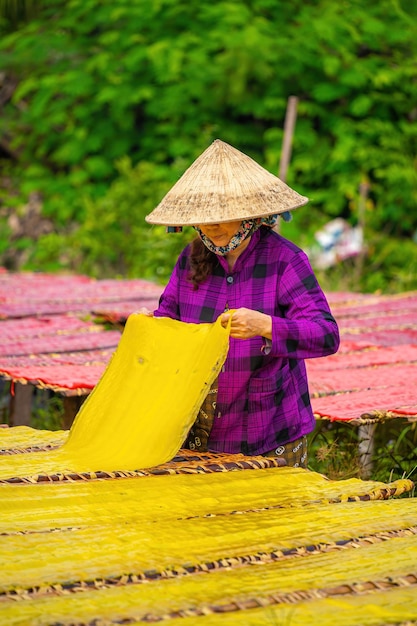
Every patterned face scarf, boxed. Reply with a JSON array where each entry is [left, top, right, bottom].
[[193, 214, 285, 256]]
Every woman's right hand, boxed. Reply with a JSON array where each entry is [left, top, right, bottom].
[[220, 308, 272, 339]]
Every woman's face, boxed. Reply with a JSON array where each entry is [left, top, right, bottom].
[[196, 221, 242, 247]]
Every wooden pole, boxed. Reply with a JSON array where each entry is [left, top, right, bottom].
[[358, 423, 376, 479], [355, 179, 369, 284], [9, 383, 33, 426], [276, 96, 298, 233], [279, 95, 299, 183], [62, 395, 87, 430]]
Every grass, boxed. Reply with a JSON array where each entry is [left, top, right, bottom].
[[308, 419, 417, 495]]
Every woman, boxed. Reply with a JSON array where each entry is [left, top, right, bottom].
[[144, 140, 340, 467]]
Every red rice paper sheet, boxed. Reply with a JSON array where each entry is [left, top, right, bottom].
[[307, 344, 417, 372], [331, 293, 417, 318], [0, 302, 95, 318], [0, 272, 161, 302], [334, 339, 376, 353], [0, 349, 114, 368], [312, 386, 417, 421], [0, 347, 112, 391], [338, 312, 417, 329], [0, 330, 121, 357], [0, 364, 105, 391], [33, 349, 114, 365], [0, 316, 92, 340], [0, 271, 162, 319], [325, 291, 378, 306], [340, 328, 417, 347], [93, 298, 161, 324], [308, 363, 417, 397]]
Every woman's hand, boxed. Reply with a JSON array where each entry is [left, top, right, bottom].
[[220, 308, 272, 339], [134, 307, 154, 317]]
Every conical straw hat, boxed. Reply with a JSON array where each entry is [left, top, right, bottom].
[[145, 139, 308, 226]]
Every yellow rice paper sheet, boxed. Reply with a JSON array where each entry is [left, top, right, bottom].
[[0, 314, 231, 476]]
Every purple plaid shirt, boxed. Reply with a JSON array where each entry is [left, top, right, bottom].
[[155, 226, 340, 455]]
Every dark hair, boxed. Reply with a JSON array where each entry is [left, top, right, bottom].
[[188, 237, 218, 289]]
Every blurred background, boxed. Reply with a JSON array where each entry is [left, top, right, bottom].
[[0, 0, 416, 292]]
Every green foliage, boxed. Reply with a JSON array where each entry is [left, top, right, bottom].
[[0, 0, 41, 31], [309, 422, 362, 481], [360, 233, 417, 293], [59, 157, 195, 281], [0, 0, 416, 283], [373, 422, 417, 488], [31, 392, 63, 431], [313, 233, 417, 294], [309, 420, 417, 490]]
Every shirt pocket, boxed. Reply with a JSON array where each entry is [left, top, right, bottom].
[[247, 369, 295, 434], [248, 376, 284, 416]]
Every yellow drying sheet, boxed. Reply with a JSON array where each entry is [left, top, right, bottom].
[[2, 488, 417, 592], [0, 469, 413, 534], [0, 313, 231, 476], [0, 425, 67, 451], [2, 537, 417, 625], [0, 470, 416, 624]]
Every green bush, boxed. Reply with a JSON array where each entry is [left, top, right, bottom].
[[60, 157, 194, 282], [1, 0, 416, 251], [313, 233, 417, 294], [309, 420, 417, 491]]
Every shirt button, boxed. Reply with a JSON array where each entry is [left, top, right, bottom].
[[226, 276, 234, 284]]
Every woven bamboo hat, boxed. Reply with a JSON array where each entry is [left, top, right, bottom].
[[145, 139, 308, 226]]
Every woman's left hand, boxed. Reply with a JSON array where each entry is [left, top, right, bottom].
[[220, 308, 272, 339]]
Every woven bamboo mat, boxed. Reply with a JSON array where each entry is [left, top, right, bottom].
[[0, 449, 287, 483], [0, 465, 415, 625]]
